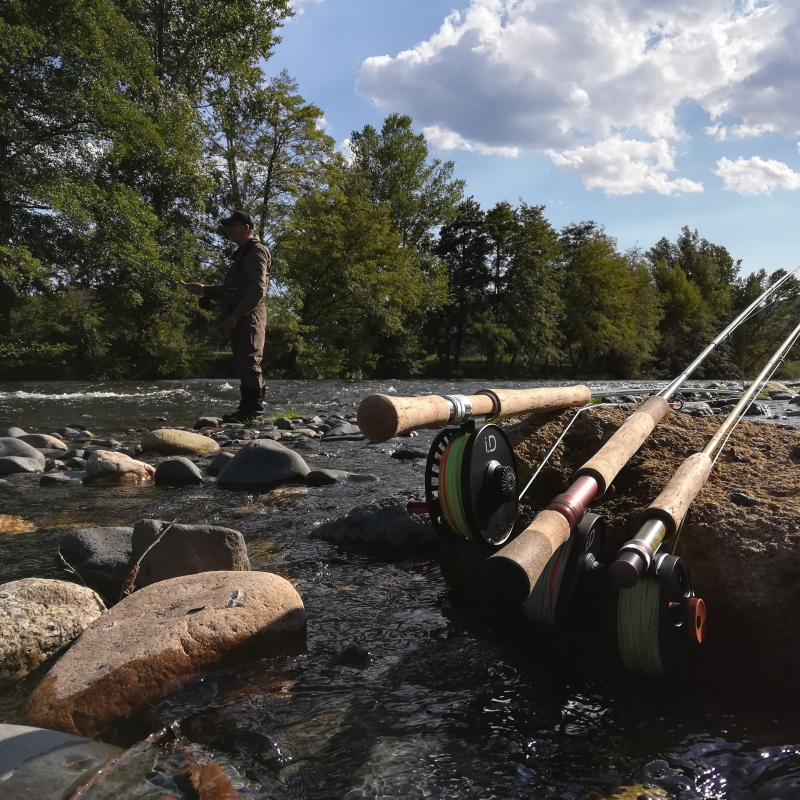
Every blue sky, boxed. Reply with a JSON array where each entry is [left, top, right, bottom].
[[268, 0, 800, 276]]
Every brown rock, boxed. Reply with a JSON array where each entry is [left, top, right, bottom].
[[131, 519, 250, 588], [84, 451, 155, 483], [25, 571, 306, 738], [140, 429, 220, 456], [0, 579, 106, 681]]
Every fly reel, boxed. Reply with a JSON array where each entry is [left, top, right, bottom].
[[523, 512, 606, 628], [424, 421, 518, 546], [613, 553, 706, 676]]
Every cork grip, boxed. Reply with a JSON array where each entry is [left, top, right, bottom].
[[487, 385, 591, 420], [357, 385, 591, 443], [479, 510, 571, 606], [574, 395, 670, 496], [641, 452, 713, 537]]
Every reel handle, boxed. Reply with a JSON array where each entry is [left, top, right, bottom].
[[357, 386, 591, 443]]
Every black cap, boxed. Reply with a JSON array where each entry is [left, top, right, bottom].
[[220, 210, 254, 228]]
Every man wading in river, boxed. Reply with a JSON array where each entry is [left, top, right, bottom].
[[183, 211, 271, 424]]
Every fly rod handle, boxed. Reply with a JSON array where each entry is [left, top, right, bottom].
[[640, 452, 713, 537], [573, 396, 670, 496], [357, 385, 590, 443], [481, 385, 591, 421], [479, 510, 571, 606]]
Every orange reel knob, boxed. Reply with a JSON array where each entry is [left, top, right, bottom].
[[688, 597, 706, 644]]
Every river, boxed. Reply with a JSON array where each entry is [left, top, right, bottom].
[[1, 379, 798, 799]]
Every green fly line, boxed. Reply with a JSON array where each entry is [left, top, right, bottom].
[[439, 434, 474, 541], [617, 578, 664, 675]]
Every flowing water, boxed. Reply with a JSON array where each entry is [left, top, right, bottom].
[[0, 379, 798, 799]]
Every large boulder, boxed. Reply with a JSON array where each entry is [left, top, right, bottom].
[[130, 519, 250, 588], [59, 527, 134, 601], [0, 579, 106, 681], [0, 437, 46, 476], [320, 422, 364, 441], [154, 456, 204, 486], [25, 571, 306, 738], [18, 434, 68, 451], [84, 450, 155, 483], [311, 493, 438, 555], [140, 429, 220, 456], [217, 439, 310, 492]]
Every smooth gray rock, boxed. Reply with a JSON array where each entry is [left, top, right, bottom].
[[130, 519, 250, 588], [1, 427, 26, 438], [0, 437, 46, 475], [39, 472, 82, 487], [768, 390, 795, 400], [64, 457, 87, 470], [274, 417, 295, 430], [744, 402, 770, 416], [217, 439, 310, 491], [154, 456, 204, 486], [193, 416, 221, 429], [679, 401, 714, 417], [52, 426, 81, 438], [0, 724, 121, 799], [305, 469, 379, 486], [0, 479, 11, 489], [207, 450, 236, 476], [321, 423, 363, 441], [59, 527, 134, 601], [311, 493, 438, 555]]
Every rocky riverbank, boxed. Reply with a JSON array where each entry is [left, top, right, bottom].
[[2, 392, 800, 797]]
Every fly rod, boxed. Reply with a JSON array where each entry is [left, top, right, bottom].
[[479, 267, 800, 608], [357, 385, 592, 443], [611, 316, 800, 588]]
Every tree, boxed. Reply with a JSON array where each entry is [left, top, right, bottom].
[[207, 70, 337, 247], [429, 198, 492, 373], [277, 164, 427, 377], [560, 222, 661, 377], [348, 114, 464, 249], [647, 227, 740, 376]]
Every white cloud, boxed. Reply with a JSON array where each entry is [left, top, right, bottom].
[[548, 138, 704, 195], [338, 138, 355, 165], [715, 156, 800, 194], [705, 123, 777, 141], [423, 125, 519, 157], [356, 0, 798, 194]]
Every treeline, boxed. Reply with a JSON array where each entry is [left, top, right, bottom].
[[2, 0, 798, 381]]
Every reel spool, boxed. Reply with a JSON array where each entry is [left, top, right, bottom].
[[614, 553, 706, 676], [523, 512, 606, 627], [424, 422, 518, 546]]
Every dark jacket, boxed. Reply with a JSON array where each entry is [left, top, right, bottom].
[[204, 237, 271, 320]]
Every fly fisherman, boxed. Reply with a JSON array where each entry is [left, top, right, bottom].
[[183, 211, 271, 424]]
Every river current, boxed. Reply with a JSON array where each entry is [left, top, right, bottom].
[[0, 379, 798, 799]]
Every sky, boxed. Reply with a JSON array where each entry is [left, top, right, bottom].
[[268, 0, 800, 276]]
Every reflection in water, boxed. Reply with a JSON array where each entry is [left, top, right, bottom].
[[1, 379, 799, 799]]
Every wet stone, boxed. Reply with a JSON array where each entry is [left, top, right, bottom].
[[154, 456, 204, 486], [59, 527, 134, 601], [1, 427, 27, 438], [207, 450, 236, 476]]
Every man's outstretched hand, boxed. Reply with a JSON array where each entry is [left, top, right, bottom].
[[182, 281, 205, 296]]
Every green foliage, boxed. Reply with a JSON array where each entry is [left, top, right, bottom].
[[560, 223, 662, 377], [278, 166, 427, 377]]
